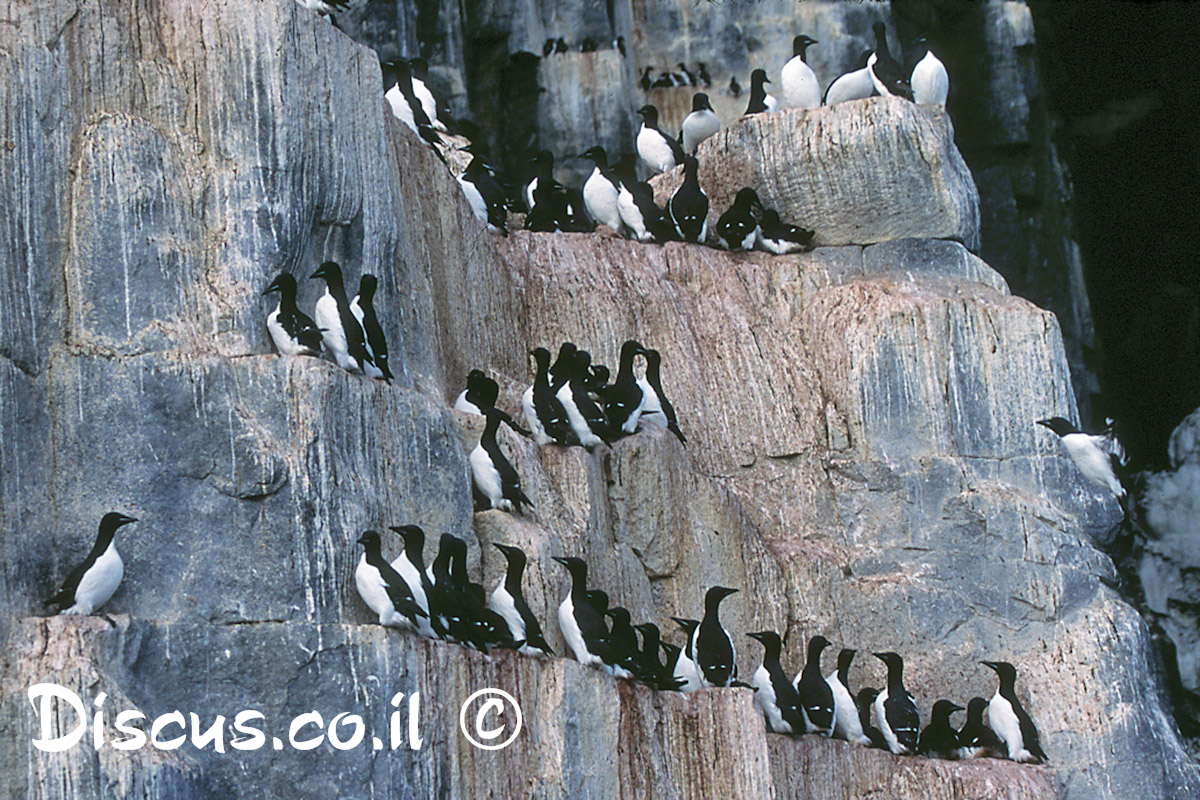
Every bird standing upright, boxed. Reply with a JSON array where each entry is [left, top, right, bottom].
[[780, 35, 821, 109], [263, 273, 323, 357], [489, 543, 554, 658], [471, 408, 534, 514], [310, 261, 372, 375], [745, 69, 778, 114], [681, 93, 721, 154], [794, 635, 835, 735], [909, 37, 949, 107], [350, 273, 393, 382], [748, 631, 807, 734], [668, 155, 709, 243], [636, 105, 687, 175], [982, 660, 1047, 764], [872, 652, 920, 754], [693, 586, 738, 687], [46, 512, 137, 616]]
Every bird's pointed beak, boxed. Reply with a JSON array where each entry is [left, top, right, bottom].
[[551, 556, 569, 565]]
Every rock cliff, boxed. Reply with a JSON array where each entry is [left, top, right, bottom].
[[1, 2, 1197, 800]]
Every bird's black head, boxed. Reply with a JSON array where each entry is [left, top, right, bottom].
[[873, 651, 902, 667], [620, 339, 647, 361], [99, 512, 138, 535], [704, 585, 738, 608], [530, 149, 553, 167], [310, 261, 343, 284], [966, 697, 989, 717], [809, 634, 832, 654], [586, 589, 609, 613], [606, 607, 631, 626], [857, 687, 879, 704], [981, 660, 1017, 682], [750, 68, 769, 86], [671, 617, 700, 637], [1037, 417, 1078, 437], [932, 699, 964, 719], [380, 61, 399, 90], [408, 57, 429, 79], [530, 347, 552, 370], [357, 530, 382, 548], [388, 524, 425, 551], [357, 273, 378, 301], [262, 272, 297, 296], [634, 622, 659, 636], [552, 555, 587, 578], [393, 59, 413, 81], [793, 35, 818, 57], [761, 209, 781, 227], [872, 22, 891, 52], [837, 648, 856, 667], [681, 154, 700, 175], [734, 187, 763, 211], [579, 146, 608, 166], [493, 542, 527, 568], [691, 93, 713, 112], [637, 105, 659, 126], [747, 630, 782, 650]]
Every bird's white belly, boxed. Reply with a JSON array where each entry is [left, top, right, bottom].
[[469, 445, 505, 508], [488, 586, 525, 641], [752, 666, 792, 733], [266, 309, 303, 356], [781, 58, 820, 109], [584, 170, 623, 232], [66, 544, 123, 615], [637, 127, 676, 174], [314, 293, 355, 371], [454, 390, 482, 415], [987, 693, 1023, 759]]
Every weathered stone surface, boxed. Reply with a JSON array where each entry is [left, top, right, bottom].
[[2, 2, 1197, 800], [651, 97, 981, 250]]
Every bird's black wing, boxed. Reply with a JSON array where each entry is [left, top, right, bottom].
[[885, 692, 920, 749]]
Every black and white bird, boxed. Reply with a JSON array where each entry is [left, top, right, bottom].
[[445, 536, 511, 651], [745, 69, 778, 114], [525, 174, 573, 233], [668, 155, 709, 243], [755, 209, 815, 254], [956, 696, 1006, 759], [489, 543, 554, 658], [613, 154, 674, 243], [549, 341, 578, 391], [826, 648, 872, 745], [522, 347, 573, 445], [263, 273, 323, 357], [383, 61, 445, 156], [856, 688, 890, 749], [407, 58, 446, 132], [981, 660, 1047, 764], [1037, 417, 1126, 498], [872, 652, 920, 755], [604, 340, 648, 436], [716, 187, 764, 250], [604, 607, 640, 679], [793, 635, 835, 735], [748, 631, 807, 734], [470, 407, 534, 514], [637, 348, 686, 444], [454, 369, 499, 415], [556, 349, 612, 449], [46, 512, 136, 616], [636, 104, 686, 175], [354, 531, 428, 630], [693, 586, 738, 687], [350, 274, 393, 382], [311, 261, 372, 375], [681, 93, 720, 154], [553, 556, 616, 672], [917, 700, 964, 759], [868, 22, 914, 100], [386, 525, 438, 638], [780, 35, 821, 110], [458, 154, 509, 235], [522, 150, 555, 213], [632, 623, 683, 690], [294, 0, 348, 20], [908, 37, 948, 106], [669, 617, 705, 692], [580, 146, 625, 235], [824, 50, 876, 106]]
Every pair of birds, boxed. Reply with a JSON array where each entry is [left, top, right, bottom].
[[740, 25, 948, 115], [748, 641, 1045, 764], [716, 187, 815, 254], [382, 58, 450, 161], [457, 341, 686, 515], [355, 525, 554, 658], [263, 263, 393, 381], [558, 564, 740, 693]]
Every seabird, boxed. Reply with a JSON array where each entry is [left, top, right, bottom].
[[613, 154, 674, 243], [956, 696, 1006, 759], [1037, 417, 1126, 498], [489, 543, 554, 658], [350, 274, 393, 382], [556, 349, 613, 449], [604, 607, 640, 679], [637, 348, 686, 444], [580, 146, 625, 235], [909, 37, 949, 106], [640, 66, 653, 92], [454, 369, 499, 415], [554, 38, 568, 54], [669, 617, 705, 693], [549, 342, 578, 392], [755, 209, 815, 254], [522, 150, 554, 213], [917, 700, 964, 759], [693, 586, 738, 688], [553, 556, 616, 671], [745, 69, 778, 115], [354, 531, 428, 630], [46, 512, 136, 616], [856, 687, 889, 749], [470, 407, 534, 514], [780, 35, 821, 110], [581, 37, 597, 53], [525, 175, 573, 233], [636, 105, 686, 175], [543, 39, 556, 57], [826, 648, 872, 745], [668, 155, 709, 243], [407, 58, 447, 131], [446, 536, 511, 651], [680, 93, 720, 154], [824, 50, 876, 105], [716, 187, 764, 251], [872, 652, 920, 755], [386, 525, 438, 638], [458, 153, 509, 235], [868, 22, 914, 100], [310, 261, 372, 375], [604, 340, 647, 436], [632, 623, 682, 689], [522, 347, 573, 445], [263, 273, 323, 357], [384, 60, 446, 155], [677, 63, 697, 86], [981, 661, 1047, 763], [748, 631, 807, 734], [697, 63, 712, 87], [794, 635, 835, 735], [294, 0, 348, 19], [729, 75, 742, 98]]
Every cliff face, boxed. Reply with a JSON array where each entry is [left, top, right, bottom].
[[1, 2, 1197, 800]]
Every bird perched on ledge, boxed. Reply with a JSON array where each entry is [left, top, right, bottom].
[[1037, 416, 1126, 498], [46, 513, 137, 616]]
